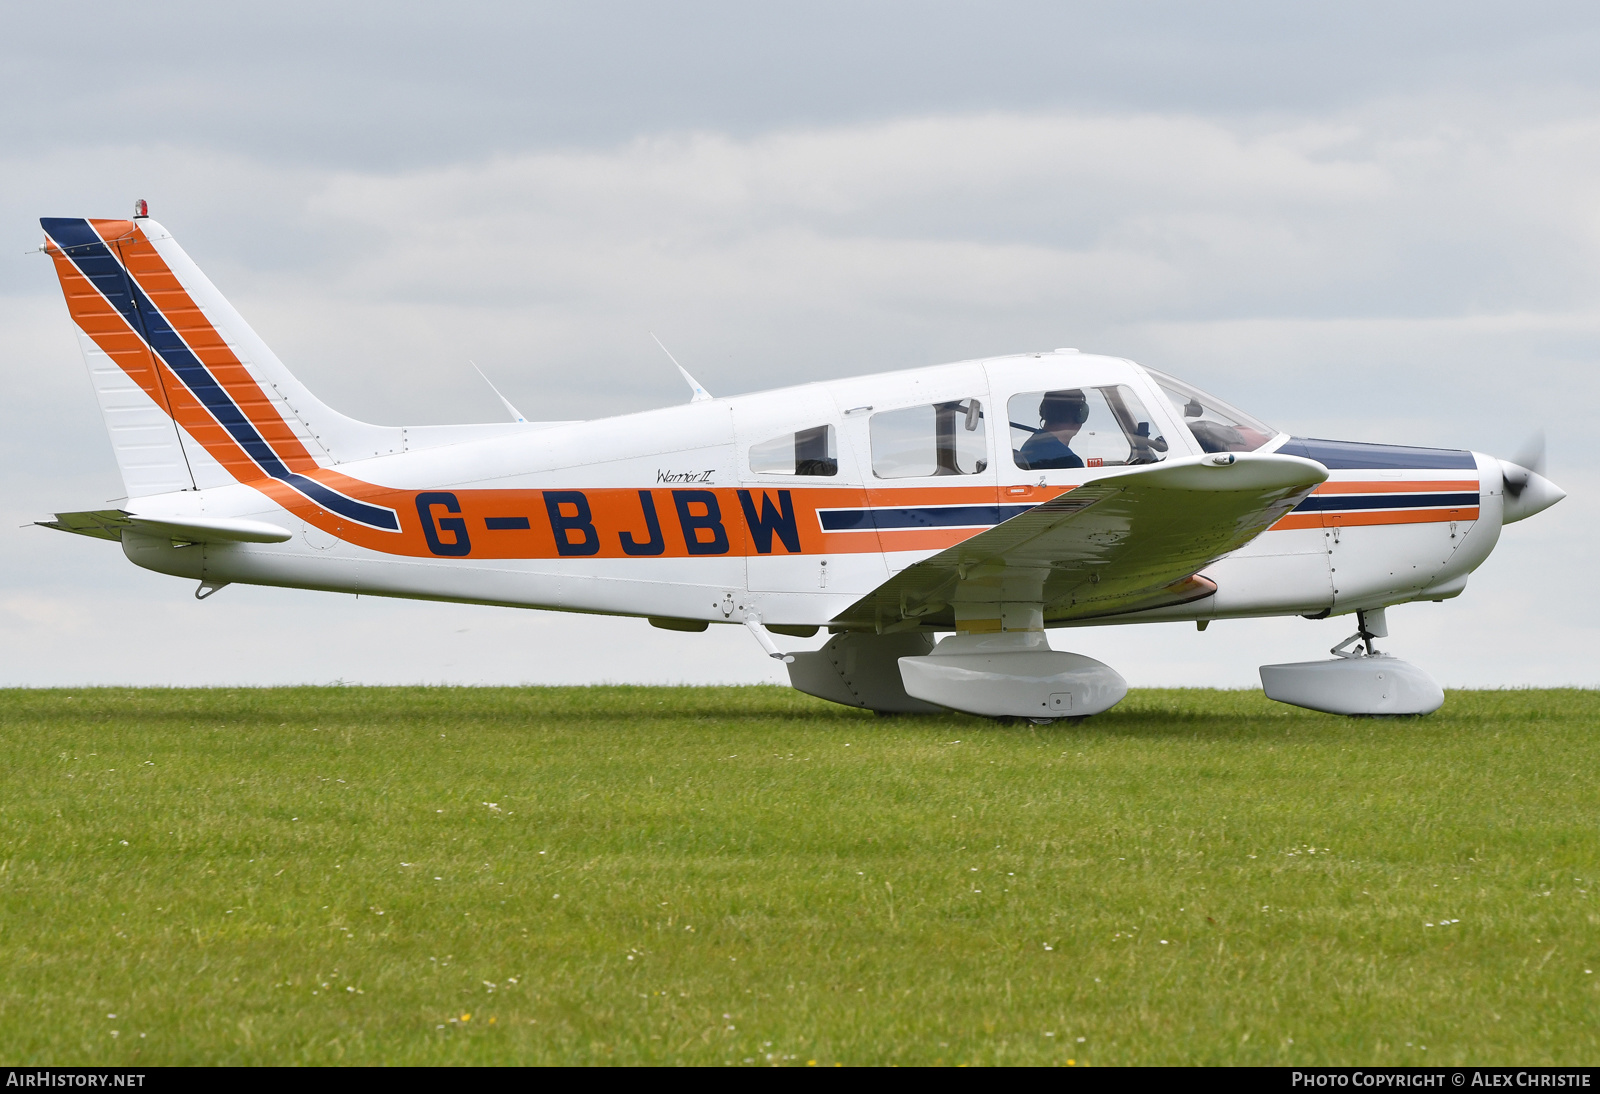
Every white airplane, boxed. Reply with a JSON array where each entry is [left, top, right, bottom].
[[34, 208, 1565, 719]]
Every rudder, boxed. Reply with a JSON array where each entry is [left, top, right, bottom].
[[43, 217, 196, 497]]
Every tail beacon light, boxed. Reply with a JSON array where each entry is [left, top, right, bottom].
[[133, 198, 148, 218]]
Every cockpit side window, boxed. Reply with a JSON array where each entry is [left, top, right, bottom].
[[870, 399, 988, 478], [1146, 368, 1275, 454], [749, 424, 838, 476], [1008, 385, 1168, 470]]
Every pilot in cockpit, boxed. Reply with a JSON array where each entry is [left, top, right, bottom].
[[1015, 389, 1088, 470]]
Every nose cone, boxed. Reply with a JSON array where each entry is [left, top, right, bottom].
[[1497, 459, 1566, 524]]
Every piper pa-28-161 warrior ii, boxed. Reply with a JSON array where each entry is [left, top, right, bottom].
[[33, 208, 1566, 719]]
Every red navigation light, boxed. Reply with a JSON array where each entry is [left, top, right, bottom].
[[133, 199, 148, 218]]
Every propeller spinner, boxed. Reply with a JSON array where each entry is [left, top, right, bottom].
[[1497, 432, 1564, 523]]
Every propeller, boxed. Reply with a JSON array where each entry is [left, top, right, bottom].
[[1502, 431, 1545, 499]]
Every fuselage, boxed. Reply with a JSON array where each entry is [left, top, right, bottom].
[[115, 350, 1504, 632]]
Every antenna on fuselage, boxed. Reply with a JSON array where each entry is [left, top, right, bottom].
[[469, 360, 527, 423], [651, 333, 713, 403]]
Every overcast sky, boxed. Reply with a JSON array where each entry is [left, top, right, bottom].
[[2, 1, 1595, 688]]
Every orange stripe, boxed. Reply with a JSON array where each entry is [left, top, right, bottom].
[[1269, 513, 1325, 531], [79, 219, 138, 243], [872, 528, 982, 553], [1326, 507, 1477, 527], [1272, 507, 1478, 532], [48, 249, 171, 413], [261, 482, 1481, 559], [1314, 480, 1478, 495], [170, 484, 999, 561]]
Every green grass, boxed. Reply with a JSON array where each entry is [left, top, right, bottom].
[[0, 686, 1597, 1066]]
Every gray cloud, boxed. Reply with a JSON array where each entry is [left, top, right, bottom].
[[8, 2, 1600, 166]]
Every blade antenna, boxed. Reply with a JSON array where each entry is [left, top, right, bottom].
[[652, 333, 713, 402], [469, 360, 527, 423]]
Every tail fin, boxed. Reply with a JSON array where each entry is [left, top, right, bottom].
[[39, 215, 423, 499]]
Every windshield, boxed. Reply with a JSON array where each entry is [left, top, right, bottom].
[[1145, 368, 1276, 454]]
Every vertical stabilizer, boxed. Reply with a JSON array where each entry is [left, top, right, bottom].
[[41, 214, 545, 511], [39, 215, 416, 499]]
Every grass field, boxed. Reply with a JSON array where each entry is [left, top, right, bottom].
[[0, 685, 1596, 1066]]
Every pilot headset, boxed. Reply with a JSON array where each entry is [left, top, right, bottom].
[[1040, 392, 1089, 425]]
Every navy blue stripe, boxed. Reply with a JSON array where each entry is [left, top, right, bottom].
[[485, 516, 531, 530], [45, 219, 399, 532], [1279, 437, 1477, 471], [1293, 492, 1478, 513], [282, 476, 397, 528], [819, 504, 1034, 531], [41, 217, 112, 252]]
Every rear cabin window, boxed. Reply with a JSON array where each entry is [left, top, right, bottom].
[[748, 424, 838, 476], [869, 399, 988, 478], [1008, 385, 1168, 470]]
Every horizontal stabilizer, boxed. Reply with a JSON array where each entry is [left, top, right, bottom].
[[39, 510, 292, 544]]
